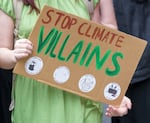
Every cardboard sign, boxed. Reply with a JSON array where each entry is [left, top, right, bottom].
[[13, 5, 147, 105]]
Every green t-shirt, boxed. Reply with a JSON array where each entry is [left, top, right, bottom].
[[0, 0, 103, 123]]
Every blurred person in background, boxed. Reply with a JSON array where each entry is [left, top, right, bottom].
[[112, 0, 150, 122]]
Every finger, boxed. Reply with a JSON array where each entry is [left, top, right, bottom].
[[122, 96, 132, 109], [16, 39, 32, 44], [105, 112, 112, 117], [125, 98, 132, 109], [15, 39, 33, 48], [18, 44, 33, 51], [15, 53, 30, 60], [14, 49, 32, 61], [105, 105, 114, 117], [107, 105, 128, 117], [15, 47, 32, 54]]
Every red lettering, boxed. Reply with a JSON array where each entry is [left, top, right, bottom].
[[42, 9, 54, 24], [116, 36, 124, 47], [109, 33, 118, 44], [55, 12, 65, 26], [61, 16, 70, 29], [101, 32, 110, 43], [67, 18, 77, 29], [85, 24, 91, 37], [78, 23, 87, 35], [55, 13, 77, 30]]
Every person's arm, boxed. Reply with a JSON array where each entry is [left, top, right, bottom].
[[0, 10, 15, 69], [0, 10, 33, 69], [0, 10, 14, 48], [92, 0, 117, 29], [100, 0, 117, 29]]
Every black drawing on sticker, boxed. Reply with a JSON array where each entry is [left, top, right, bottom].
[[28, 61, 36, 71], [108, 84, 117, 97]]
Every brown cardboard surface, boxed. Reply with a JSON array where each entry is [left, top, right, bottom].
[[13, 5, 147, 105]]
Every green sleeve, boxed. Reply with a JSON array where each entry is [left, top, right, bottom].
[[0, 0, 15, 20]]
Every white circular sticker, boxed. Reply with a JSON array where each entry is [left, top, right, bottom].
[[78, 74, 96, 93], [104, 82, 121, 100], [25, 56, 43, 75], [53, 66, 70, 84]]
